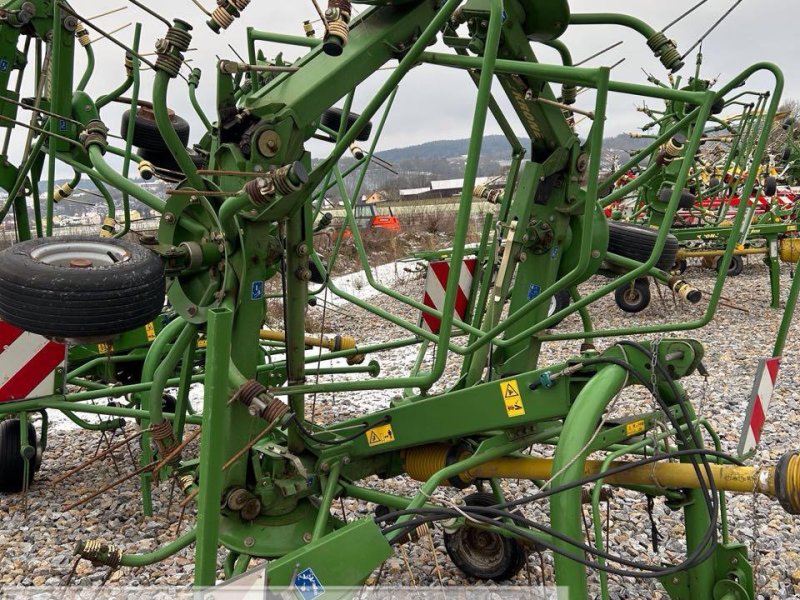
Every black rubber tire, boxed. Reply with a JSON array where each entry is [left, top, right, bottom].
[[708, 177, 720, 189], [614, 278, 651, 313], [321, 107, 373, 142], [444, 492, 527, 582], [717, 254, 744, 277], [121, 109, 190, 151], [783, 147, 792, 163], [546, 289, 571, 326], [0, 236, 165, 339], [0, 419, 37, 493], [672, 259, 688, 275], [607, 221, 679, 271], [764, 176, 778, 197]]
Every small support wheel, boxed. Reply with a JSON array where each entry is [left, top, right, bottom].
[[718, 254, 744, 277], [764, 176, 778, 197], [0, 419, 37, 493], [614, 278, 651, 313], [443, 492, 528, 581]]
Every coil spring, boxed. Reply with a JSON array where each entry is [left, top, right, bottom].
[[165, 27, 192, 52], [272, 164, 303, 196], [75, 540, 123, 568], [403, 444, 472, 488], [263, 396, 289, 423], [404, 444, 450, 482], [80, 120, 109, 152], [155, 52, 183, 78], [303, 20, 315, 38], [75, 24, 90, 47], [234, 380, 267, 406], [328, 0, 352, 12], [326, 19, 349, 45], [210, 5, 234, 29], [178, 474, 195, 492], [124, 52, 134, 77], [229, 0, 250, 10], [244, 177, 274, 206], [150, 419, 174, 442]]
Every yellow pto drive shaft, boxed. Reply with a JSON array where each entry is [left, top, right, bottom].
[[403, 445, 800, 514]]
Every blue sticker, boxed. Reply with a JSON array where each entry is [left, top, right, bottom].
[[294, 568, 325, 600], [550, 246, 560, 259], [59, 119, 67, 131], [250, 280, 264, 300], [0, 59, 8, 72], [527, 284, 541, 301]]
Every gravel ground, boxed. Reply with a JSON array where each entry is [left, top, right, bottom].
[[2, 256, 800, 598]]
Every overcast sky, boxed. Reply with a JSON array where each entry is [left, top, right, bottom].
[[63, 1, 800, 158]]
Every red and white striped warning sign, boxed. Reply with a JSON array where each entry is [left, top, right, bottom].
[[0, 321, 66, 404], [737, 357, 781, 456], [420, 258, 477, 334]]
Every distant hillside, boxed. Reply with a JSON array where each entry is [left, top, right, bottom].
[[377, 135, 527, 163], [375, 133, 649, 164]]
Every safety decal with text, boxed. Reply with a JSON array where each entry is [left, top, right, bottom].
[[500, 379, 525, 417], [625, 419, 646, 437], [366, 423, 395, 447]]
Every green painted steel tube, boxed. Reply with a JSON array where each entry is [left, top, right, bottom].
[[774, 245, 800, 357], [312, 460, 342, 541], [188, 69, 212, 133], [152, 70, 205, 191], [550, 364, 627, 599], [77, 40, 94, 91], [248, 27, 321, 49], [88, 146, 166, 213], [307, 0, 463, 191], [600, 162, 661, 207], [418, 53, 704, 104], [148, 323, 197, 427], [60, 410, 124, 432], [195, 307, 233, 586], [46, 5, 64, 237], [137, 317, 188, 514], [543, 40, 573, 67], [569, 13, 656, 40], [120, 529, 197, 567], [116, 24, 142, 238], [66, 354, 141, 380], [569, 286, 594, 345], [0, 399, 203, 425]]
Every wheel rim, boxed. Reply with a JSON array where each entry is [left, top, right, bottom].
[[30, 240, 131, 268], [459, 526, 507, 572], [623, 289, 642, 304], [548, 296, 557, 317]]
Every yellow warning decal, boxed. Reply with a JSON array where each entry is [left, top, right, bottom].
[[145, 322, 156, 342], [500, 379, 525, 418], [197, 338, 208, 349], [97, 342, 112, 354], [366, 423, 395, 447], [625, 419, 646, 437]]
